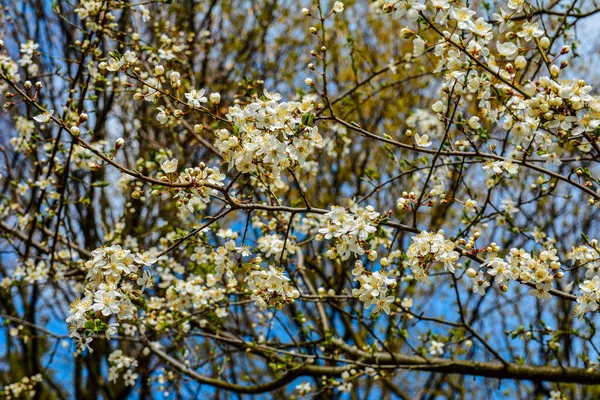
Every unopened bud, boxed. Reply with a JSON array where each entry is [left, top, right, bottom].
[[209, 92, 221, 104], [465, 268, 477, 279], [400, 27, 414, 39], [367, 250, 377, 261], [515, 56, 527, 70]]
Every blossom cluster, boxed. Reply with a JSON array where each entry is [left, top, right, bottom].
[[187, 235, 299, 311], [406, 230, 459, 282], [378, 0, 600, 198], [158, 160, 226, 213], [75, 0, 118, 31], [19, 41, 39, 76], [466, 247, 562, 299], [9, 117, 35, 153], [108, 350, 139, 387], [351, 260, 396, 314], [0, 52, 20, 93], [568, 241, 600, 314], [567, 242, 600, 278], [10, 259, 50, 285], [215, 90, 322, 181], [145, 271, 229, 331], [317, 205, 380, 261], [576, 276, 600, 315], [257, 233, 297, 259], [214, 239, 250, 280], [66, 245, 156, 351], [1, 374, 43, 399], [246, 265, 300, 310]]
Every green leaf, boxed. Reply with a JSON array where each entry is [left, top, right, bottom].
[[91, 181, 110, 187], [301, 113, 315, 126]]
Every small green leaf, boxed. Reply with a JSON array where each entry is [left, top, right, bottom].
[[91, 181, 110, 187]]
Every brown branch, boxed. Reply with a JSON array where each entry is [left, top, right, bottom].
[[332, 338, 600, 384]]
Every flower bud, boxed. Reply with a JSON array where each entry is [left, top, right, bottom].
[[304, 77, 314, 86], [367, 250, 377, 261], [115, 137, 125, 148], [70, 126, 80, 136], [515, 56, 526, 70], [432, 100, 444, 113], [169, 71, 180, 82], [400, 27, 414, 39], [539, 37, 550, 49], [155, 65, 165, 75], [465, 268, 477, 279], [209, 92, 221, 104], [301, 8, 310, 16], [24, 81, 32, 90], [333, 1, 344, 13]]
